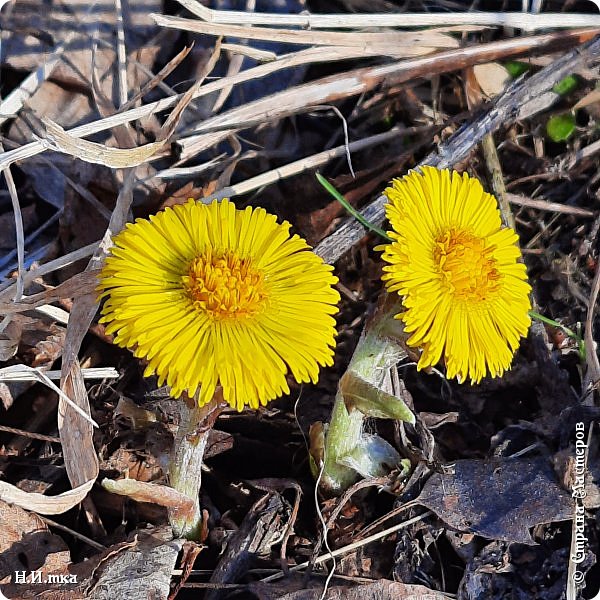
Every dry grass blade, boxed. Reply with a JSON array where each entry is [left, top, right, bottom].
[[0, 160, 24, 304], [35, 304, 70, 325], [506, 193, 595, 217], [39, 515, 107, 550], [113, 0, 128, 108], [173, 0, 600, 31], [119, 44, 194, 113], [161, 38, 221, 135], [260, 511, 434, 583], [0, 365, 99, 427], [57, 172, 136, 506], [200, 126, 429, 202], [568, 137, 600, 168], [0, 366, 119, 381], [0, 28, 593, 172], [0, 425, 60, 443], [41, 118, 165, 168], [0, 38, 70, 126], [0, 242, 99, 299], [155, 155, 224, 179], [0, 0, 102, 126], [151, 14, 462, 50], [177, 28, 599, 159], [0, 270, 99, 314], [584, 264, 600, 394], [221, 43, 277, 61], [32, 43, 220, 169]]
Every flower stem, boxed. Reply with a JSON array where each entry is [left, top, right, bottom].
[[320, 390, 365, 493], [168, 394, 224, 539], [320, 294, 414, 494]]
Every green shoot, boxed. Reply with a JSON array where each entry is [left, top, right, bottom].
[[316, 173, 393, 243], [529, 310, 585, 359]]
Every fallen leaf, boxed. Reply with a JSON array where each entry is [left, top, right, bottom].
[[0, 478, 95, 515], [252, 580, 448, 599], [417, 456, 573, 544], [0, 500, 70, 585], [473, 63, 511, 98], [87, 527, 182, 600]]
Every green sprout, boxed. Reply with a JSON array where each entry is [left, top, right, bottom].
[[529, 310, 585, 360], [316, 173, 393, 242]]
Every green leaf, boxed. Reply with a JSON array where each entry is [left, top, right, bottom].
[[504, 61, 531, 78], [340, 371, 416, 424], [529, 310, 586, 360], [315, 173, 393, 242], [552, 75, 578, 96], [381, 114, 394, 129], [546, 113, 576, 142]]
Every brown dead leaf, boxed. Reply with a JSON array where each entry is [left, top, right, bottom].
[[29, 323, 66, 368], [0, 478, 95, 519], [417, 457, 573, 544], [161, 181, 204, 210], [0, 0, 160, 71], [206, 493, 288, 600], [86, 527, 181, 600], [0, 500, 70, 585], [114, 396, 158, 430], [252, 580, 447, 599], [0, 526, 178, 600], [0, 315, 37, 361], [464, 65, 484, 110], [473, 62, 511, 98], [0, 316, 65, 409], [103, 446, 164, 484], [573, 87, 600, 111], [3, 0, 166, 209], [38, 38, 221, 170]]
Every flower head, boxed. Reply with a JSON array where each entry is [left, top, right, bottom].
[[380, 167, 531, 383], [99, 199, 340, 410]]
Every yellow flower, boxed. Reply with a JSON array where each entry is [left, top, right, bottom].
[[380, 167, 531, 383], [98, 199, 340, 410]]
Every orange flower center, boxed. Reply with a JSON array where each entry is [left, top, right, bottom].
[[434, 228, 500, 302], [182, 249, 268, 320]]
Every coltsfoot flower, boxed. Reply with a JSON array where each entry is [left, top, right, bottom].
[[98, 199, 340, 410], [380, 167, 531, 383]]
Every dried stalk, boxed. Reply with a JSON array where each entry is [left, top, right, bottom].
[[194, 126, 432, 201], [0, 28, 594, 172], [152, 13, 463, 50], [176, 29, 600, 159], [505, 193, 595, 217], [174, 0, 600, 32]]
